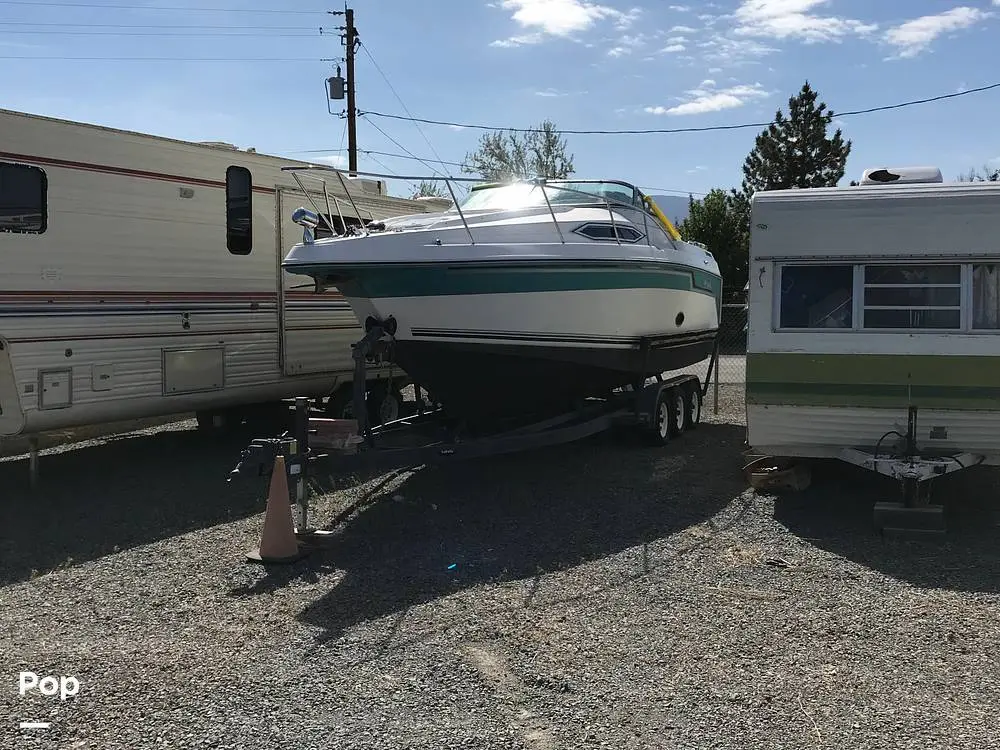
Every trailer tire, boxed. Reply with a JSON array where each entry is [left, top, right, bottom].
[[368, 383, 402, 425], [647, 389, 672, 446], [325, 387, 356, 420], [669, 386, 689, 437], [684, 383, 702, 430]]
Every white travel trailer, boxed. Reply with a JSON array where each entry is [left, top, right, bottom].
[[746, 166, 1000, 527], [0, 108, 447, 440]]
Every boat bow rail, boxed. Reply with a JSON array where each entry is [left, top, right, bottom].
[[279, 165, 694, 252]]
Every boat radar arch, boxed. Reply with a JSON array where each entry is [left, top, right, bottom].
[[859, 166, 943, 185]]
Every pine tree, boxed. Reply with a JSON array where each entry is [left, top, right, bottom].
[[740, 81, 852, 195]]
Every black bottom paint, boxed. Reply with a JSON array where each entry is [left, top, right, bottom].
[[391, 333, 716, 423]]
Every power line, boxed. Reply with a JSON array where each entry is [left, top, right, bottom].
[[362, 114, 447, 179], [4, 30, 322, 37], [363, 153, 419, 194], [359, 80, 1000, 135], [290, 146, 704, 195], [0, 56, 321, 61], [359, 41, 453, 177], [293, 147, 468, 169], [0, 1, 325, 12], [0, 21, 317, 28]]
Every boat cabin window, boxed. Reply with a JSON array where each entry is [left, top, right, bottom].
[[778, 264, 853, 328], [225, 165, 253, 255], [862, 264, 961, 330], [0, 162, 47, 234], [459, 181, 641, 211]]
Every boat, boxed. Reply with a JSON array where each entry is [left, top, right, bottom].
[[280, 168, 723, 424]]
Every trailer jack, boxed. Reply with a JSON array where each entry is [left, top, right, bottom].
[[839, 406, 983, 537]]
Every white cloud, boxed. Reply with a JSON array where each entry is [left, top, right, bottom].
[[447, 124, 467, 131], [489, 33, 543, 47], [884, 7, 989, 59], [660, 43, 686, 53], [698, 34, 779, 65], [669, 4, 691, 11], [699, 78, 716, 87], [732, 0, 877, 43], [669, 24, 696, 33], [489, 0, 639, 46], [314, 154, 348, 168], [644, 81, 770, 116]]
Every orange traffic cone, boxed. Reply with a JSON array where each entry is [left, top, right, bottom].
[[246, 454, 307, 564]]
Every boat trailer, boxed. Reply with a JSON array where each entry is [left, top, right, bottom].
[[227, 319, 717, 561]]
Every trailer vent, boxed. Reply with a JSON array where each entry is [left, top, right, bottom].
[[859, 166, 943, 186]]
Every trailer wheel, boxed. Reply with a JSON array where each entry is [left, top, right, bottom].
[[684, 383, 702, 430], [368, 383, 402, 425], [669, 386, 689, 437], [647, 389, 672, 446], [325, 388, 356, 420]]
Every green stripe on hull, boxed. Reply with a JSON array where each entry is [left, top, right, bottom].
[[747, 352, 1000, 410], [303, 261, 722, 300]]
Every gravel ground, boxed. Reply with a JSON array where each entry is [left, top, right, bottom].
[[3, 383, 1000, 749]]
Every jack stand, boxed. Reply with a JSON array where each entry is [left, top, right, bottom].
[[871, 406, 946, 539]]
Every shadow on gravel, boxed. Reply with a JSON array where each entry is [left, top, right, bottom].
[[774, 459, 1000, 594], [0, 423, 269, 587], [281, 422, 748, 643]]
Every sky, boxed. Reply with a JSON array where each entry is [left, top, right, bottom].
[[2, 0, 999, 201]]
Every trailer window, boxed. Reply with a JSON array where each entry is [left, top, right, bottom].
[[862, 264, 961, 330], [225, 165, 252, 255], [778, 265, 853, 329], [0, 162, 47, 234], [972, 264, 1000, 329]]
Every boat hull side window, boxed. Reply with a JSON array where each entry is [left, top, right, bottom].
[[0, 162, 47, 234], [778, 264, 854, 329], [226, 165, 252, 255]]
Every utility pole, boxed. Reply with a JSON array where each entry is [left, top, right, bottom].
[[344, 7, 358, 176], [325, 6, 359, 175]]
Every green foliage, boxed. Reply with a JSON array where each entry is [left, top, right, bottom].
[[678, 189, 750, 299], [740, 81, 852, 196], [410, 180, 450, 199], [462, 119, 575, 181]]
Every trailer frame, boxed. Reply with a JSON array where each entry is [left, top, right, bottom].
[[228, 320, 718, 542]]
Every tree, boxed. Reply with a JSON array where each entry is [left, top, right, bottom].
[[463, 119, 574, 181], [957, 165, 1000, 182], [410, 180, 450, 199], [678, 189, 750, 299], [739, 81, 852, 196]]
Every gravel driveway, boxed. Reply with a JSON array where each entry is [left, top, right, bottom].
[[3, 383, 1000, 749]]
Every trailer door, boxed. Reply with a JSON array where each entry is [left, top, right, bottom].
[[275, 186, 363, 377]]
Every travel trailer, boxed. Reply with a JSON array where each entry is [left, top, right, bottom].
[[0, 108, 448, 440], [746, 166, 1000, 525]]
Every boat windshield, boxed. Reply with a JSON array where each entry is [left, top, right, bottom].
[[458, 180, 642, 211]]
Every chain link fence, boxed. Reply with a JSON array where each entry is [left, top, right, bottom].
[[675, 303, 747, 419]]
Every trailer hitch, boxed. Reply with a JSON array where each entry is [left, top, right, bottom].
[[227, 436, 299, 482]]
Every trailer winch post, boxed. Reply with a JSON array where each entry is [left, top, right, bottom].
[[291, 396, 310, 532]]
